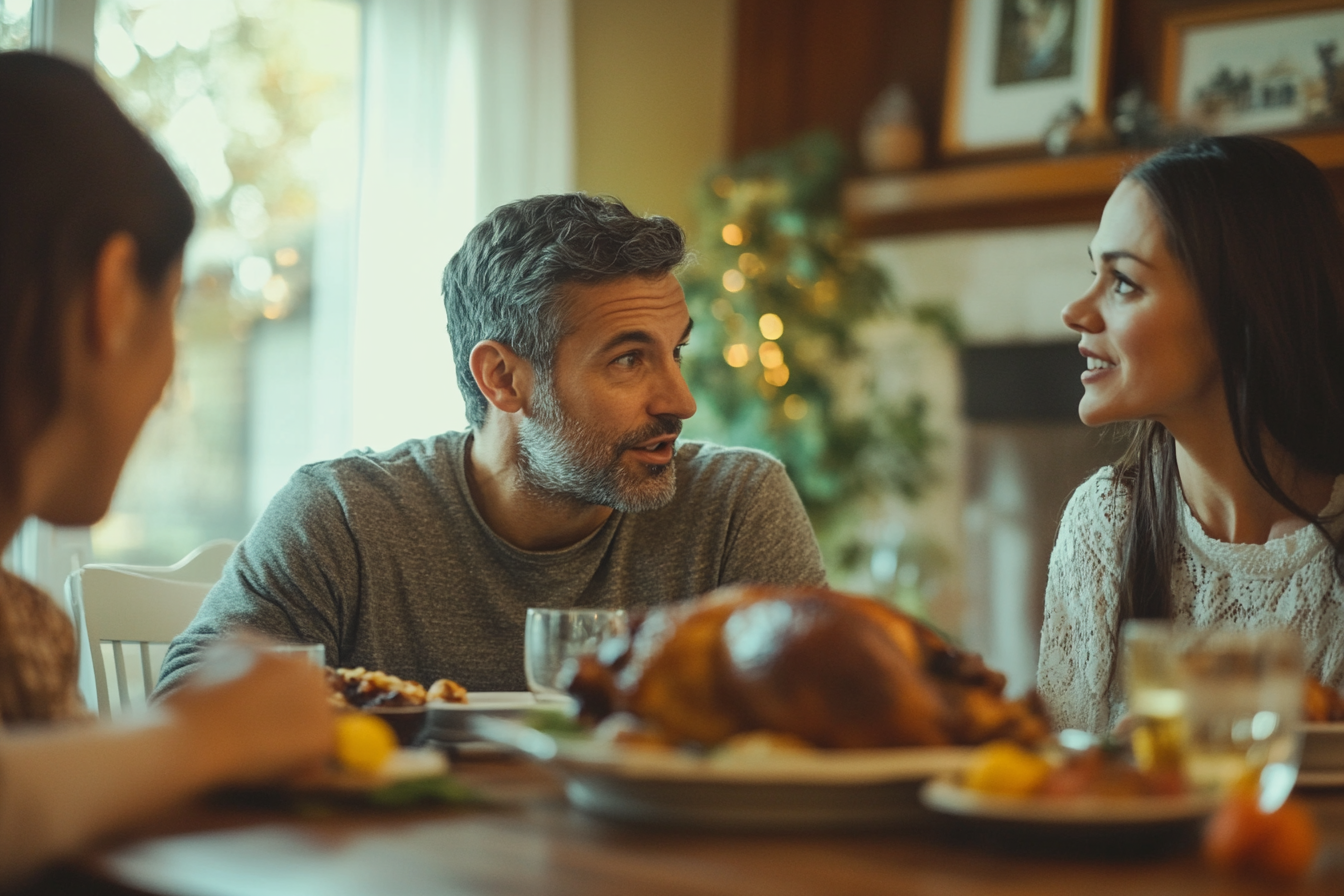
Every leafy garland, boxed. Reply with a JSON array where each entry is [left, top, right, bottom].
[[679, 132, 957, 581]]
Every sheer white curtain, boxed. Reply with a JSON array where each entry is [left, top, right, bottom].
[[341, 0, 574, 453]]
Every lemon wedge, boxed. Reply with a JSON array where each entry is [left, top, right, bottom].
[[335, 712, 399, 775], [963, 741, 1051, 796]]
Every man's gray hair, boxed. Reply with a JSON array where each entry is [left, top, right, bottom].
[[442, 193, 688, 429]]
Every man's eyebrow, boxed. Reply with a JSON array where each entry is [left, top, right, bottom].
[[1087, 246, 1154, 268], [599, 319, 694, 354]]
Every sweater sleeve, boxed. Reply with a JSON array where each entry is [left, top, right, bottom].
[[1036, 469, 1126, 735], [719, 459, 827, 589], [155, 468, 359, 694]]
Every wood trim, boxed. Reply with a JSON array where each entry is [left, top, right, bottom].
[[845, 129, 1344, 237], [938, 0, 971, 157]]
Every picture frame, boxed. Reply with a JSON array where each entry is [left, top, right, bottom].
[[941, 0, 1114, 157], [1160, 0, 1344, 136]]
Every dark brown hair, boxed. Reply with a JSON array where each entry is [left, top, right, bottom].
[[0, 53, 194, 495], [1113, 136, 1344, 628]]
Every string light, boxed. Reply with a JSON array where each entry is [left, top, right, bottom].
[[723, 344, 750, 368], [758, 313, 783, 340], [721, 224, 744, 246], [812, 279, 838, 309], [738, 252, 765, 277], [783, 394, 808, 420], [758, 341, 784, 369], [763, 363, 790, 387], [711, 298, 734, 321], [722, 270, 745, 292]]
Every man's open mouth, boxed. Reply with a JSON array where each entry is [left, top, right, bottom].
[[626, 436, 676, 464]]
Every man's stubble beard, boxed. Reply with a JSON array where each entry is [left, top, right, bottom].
[[514, 378, 681, 513]]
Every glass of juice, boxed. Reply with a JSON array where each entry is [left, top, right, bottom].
[[1123, 620, 1188, 777]]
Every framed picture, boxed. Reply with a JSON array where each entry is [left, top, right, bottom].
[[941, 0, 1114, 157], [1161, 0, 1344, 136]]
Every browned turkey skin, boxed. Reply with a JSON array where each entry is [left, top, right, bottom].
[[567, 585, 1048, 749]]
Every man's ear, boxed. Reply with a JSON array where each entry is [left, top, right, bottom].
[[469, 339, 533, 415], [87, 233, 141, 359]]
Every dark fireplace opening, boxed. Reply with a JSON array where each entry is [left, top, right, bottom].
[[959, 342, 1123, 694]]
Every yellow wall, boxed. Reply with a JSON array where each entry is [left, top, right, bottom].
[[572, 0, 734, 235]]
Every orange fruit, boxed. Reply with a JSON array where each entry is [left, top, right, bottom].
[[1258, 798, 1319, 880], [1204, 791, 1319, 879], [1204, 790, 1268, 872]]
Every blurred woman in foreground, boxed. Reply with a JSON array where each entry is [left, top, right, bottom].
[[0, 52, 334, 886], [1038, 136, 1344, 734]]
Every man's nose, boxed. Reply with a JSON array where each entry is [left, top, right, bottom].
[[654, 365, 697, 420]]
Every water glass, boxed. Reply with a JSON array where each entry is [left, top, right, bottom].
[[524, 608, 628, 699], [1123, 620, 1187, 775], [1176, 628, 1304, 811], [264, 643, 327, 667]]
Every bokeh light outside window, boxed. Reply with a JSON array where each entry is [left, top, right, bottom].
[[93, 0, 361, 564]]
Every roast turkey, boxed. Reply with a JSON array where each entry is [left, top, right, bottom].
[[567, 584, 1047, 748]]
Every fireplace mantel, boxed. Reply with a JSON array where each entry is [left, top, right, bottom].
[[844, 129, 1344, 239]]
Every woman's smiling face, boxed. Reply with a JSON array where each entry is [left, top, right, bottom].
[[1062, 178, 1223, 428]]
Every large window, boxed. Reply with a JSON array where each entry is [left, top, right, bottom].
[[91, 0, 361, 564], [0, 0, 31, 48], [4, 0, 570, 588]]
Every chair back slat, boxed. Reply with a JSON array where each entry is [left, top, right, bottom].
[[140, 641, 155, 696], [65, 541, 235, 718], [112, 641, 131, 710]]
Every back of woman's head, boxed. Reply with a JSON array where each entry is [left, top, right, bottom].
[[0, 52, 193, 488], [1127, 136, 1344, 480]]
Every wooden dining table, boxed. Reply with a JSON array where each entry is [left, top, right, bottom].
[[27, 755, 1344, 896]]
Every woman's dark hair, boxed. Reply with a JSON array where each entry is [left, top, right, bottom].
[[0, 52, 193, 496], [1113, 136, 1344, 629]]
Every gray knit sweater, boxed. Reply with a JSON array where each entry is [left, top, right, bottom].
[[157, 432, 825, 693]]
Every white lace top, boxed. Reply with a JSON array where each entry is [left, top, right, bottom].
[[1037, 468, 1344, 734]]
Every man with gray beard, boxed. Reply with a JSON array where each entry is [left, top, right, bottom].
[[158, 195, 825, 693]]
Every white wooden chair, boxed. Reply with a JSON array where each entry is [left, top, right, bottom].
[[66, 540, 237, 719]]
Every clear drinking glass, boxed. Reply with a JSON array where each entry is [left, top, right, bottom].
[[1176, 628, 1304, 811], [524, 608, 628, 699], [1123, 620, 1188, 776], [263, 643, 327, 667]]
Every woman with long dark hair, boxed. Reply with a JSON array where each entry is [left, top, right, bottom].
[[0, 53, 333, 885], [1037, 135, 1344, 734]]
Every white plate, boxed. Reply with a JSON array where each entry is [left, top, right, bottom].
[[920, 775, 1220, 825], [471, 716, 976, 830], [423, 692, 574, 744]]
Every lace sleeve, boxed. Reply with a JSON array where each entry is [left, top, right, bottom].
[[1037, 469, 1127, 735]]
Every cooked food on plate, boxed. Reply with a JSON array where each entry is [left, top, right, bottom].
[[326, 666, 468, 709], [567, 584, 1048, 748], [1304, 677, 1344, 723], [961, 741, 1186, 798]]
